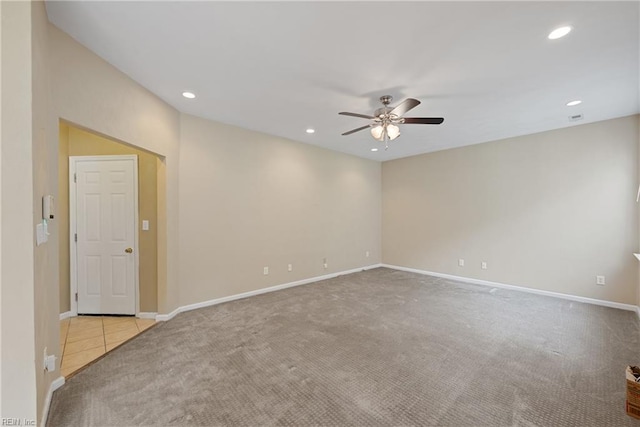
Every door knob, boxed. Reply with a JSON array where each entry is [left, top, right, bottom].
[[125, 247, 133, 253]]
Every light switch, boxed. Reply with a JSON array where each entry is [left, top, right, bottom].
[[142, 220, 149, 231]]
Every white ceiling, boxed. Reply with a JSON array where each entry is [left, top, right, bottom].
[[45, 1, 639, 161]]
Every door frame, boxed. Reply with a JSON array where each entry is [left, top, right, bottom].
[[69, 155, 140, 316]]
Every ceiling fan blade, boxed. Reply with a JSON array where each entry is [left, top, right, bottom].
[[339, 112, 375, 119], [342, 125, 371, 136], [390, 98, 421, 116], [403, 117, 444, 125]]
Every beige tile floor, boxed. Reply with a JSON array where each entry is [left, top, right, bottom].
[[60, 316, 156, 378]]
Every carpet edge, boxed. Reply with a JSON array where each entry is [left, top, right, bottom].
[[382, 263, 638, 312], [42, 375, 65, 425]]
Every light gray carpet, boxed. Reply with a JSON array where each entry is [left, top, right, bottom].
[[48, 268, 640, 426]]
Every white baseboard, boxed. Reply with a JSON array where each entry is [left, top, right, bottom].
[[59, 311, 72, 320], [136, 312, 157, 320], [41, 376, 65, 425], [156, 307, 181, 322], [156, 264, 383, 322], [382, 264, 638, 312]]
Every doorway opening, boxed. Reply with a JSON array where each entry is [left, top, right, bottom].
[[58, 121, 163, 317], [58, 121, 166, 376]]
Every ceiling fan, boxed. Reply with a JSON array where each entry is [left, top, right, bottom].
[[339, 95, 444, 149]]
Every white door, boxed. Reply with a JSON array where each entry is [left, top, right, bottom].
[[71, 156, 138, 315]]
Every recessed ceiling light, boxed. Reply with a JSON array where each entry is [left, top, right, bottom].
[[182, 91, 196, 99], [566, 100, 582, 106], [548, 26, 572, 40], [306, 128, 315, 134], [371, 148, 379, 152]]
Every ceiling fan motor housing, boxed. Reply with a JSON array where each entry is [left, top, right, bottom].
[[375, 96, 399, 121], [374, 107, 393, 120]]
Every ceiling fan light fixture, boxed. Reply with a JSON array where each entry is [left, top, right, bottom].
[[548, 26, 572, 40], [370, 125, 385, 141], [387, 124, 400, 140]]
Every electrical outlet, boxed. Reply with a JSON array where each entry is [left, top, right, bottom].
[[481, 262, 487, 270], [366, 251, 370, 258], [288, 264, 292, 272], [323, 258, 328, 269], [263, 267, 269, 275], [596, 275, 605, 286], [458, 259, 464, 267], [43, 348, 56, 372], [45, 355, 56, 372]]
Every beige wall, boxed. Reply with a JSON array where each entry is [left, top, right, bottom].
[[383, 115, 640, 305], [59, 123, 158, 313], [48, 24, 181, 315], [32, 2, 59, 423], [178, 114, 381, 306], [0, 1, 38, 420]]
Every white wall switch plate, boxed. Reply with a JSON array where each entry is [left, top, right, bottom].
[[481, 262, 487, 270], [142, 220, 149, 231], [596, 275, 605, 285], [263, 267, 269, 275], [366, 251, 370, 258], [288, 264, 292, 272], [458, 259, 464, 267]]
